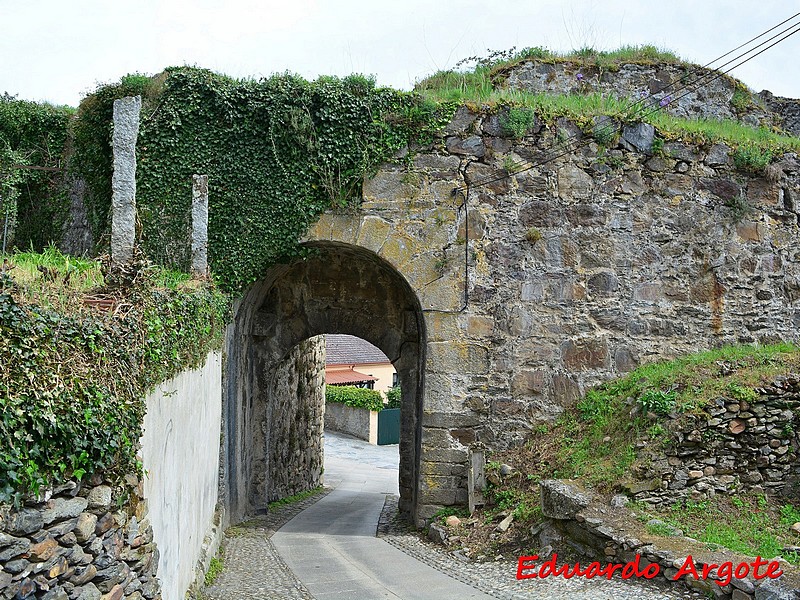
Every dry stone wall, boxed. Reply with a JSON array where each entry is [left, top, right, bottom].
[[538, 479, 800, 599], [0, 352, 227, 600], [629, 375, 800, 505], [0, 477, 159, 600], [760, 91, 800, 138], [503, 60, 772, 129]]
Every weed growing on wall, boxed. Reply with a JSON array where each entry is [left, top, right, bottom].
[[733, 143, 773, 173], [501, 107, 537, 138]]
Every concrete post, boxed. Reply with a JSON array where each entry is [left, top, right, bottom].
[[191, 174, 209, 277], [111, 96, 141, 267]]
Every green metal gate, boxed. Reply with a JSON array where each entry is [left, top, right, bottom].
[[377, 408, 400, 445]]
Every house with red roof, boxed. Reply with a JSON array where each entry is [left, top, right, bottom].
[[325, 334, 397, 398]]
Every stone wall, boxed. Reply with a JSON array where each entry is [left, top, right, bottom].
[[0, 352, 225, 600], [503, 60, 772, 128], [0, 476, 159, 600], [628, 375, 800, 505], [537, 479, 800, 599], [307, 104, 800, 520], [760, 91, 800, 137], [139, 351, 222, 600], [262, 337, 325, 503], [324, 402, 377, 444]]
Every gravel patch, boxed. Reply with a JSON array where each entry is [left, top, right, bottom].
[[198, 489, 330, 600]]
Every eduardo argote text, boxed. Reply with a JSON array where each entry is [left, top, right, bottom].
[[517, 553, 784, 587]]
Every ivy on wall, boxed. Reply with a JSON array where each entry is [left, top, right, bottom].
[[0, 273, 228, 503], [72, 68, 453, 292], [0, 95, 73, 250]]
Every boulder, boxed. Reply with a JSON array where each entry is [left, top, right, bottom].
[[427, 523, 447, 545], [540, 479, 590, 520]]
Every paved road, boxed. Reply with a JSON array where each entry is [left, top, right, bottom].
[[271, 432, 494, 600]]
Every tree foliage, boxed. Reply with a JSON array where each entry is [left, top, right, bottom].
[[0, 95, 73, 250]]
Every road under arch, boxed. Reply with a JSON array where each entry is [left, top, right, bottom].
[[222, 242, 427, 525]]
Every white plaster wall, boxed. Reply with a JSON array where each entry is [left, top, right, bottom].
[[140, 351, 222, 600]]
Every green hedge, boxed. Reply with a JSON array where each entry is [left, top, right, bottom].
[[325, 385, 384, 412]]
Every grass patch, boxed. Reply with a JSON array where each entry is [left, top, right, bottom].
[[1, 245, 203, 311], [204, 555, 224, 586], [268, 486, 323, 509], [2, 245, 104, 311], [508, 344, 799, 494], [418, 45, 683, 97], [636, 495, 800, 564]]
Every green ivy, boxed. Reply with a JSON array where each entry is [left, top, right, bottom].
[[325, 385, 384, 412], [0, 95, 73, 250], [0, 272, 228, 503], [72, 68, 453, 292]]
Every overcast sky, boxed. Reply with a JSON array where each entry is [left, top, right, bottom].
[[1, 1, 798, 107]]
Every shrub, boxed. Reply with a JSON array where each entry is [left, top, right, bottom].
[[386, 386, 402, 409], [325, 385, 384, 412]]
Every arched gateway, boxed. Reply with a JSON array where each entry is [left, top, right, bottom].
[[222, 239, 428, 524]]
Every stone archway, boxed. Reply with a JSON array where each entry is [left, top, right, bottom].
[[222, 241, 426, 525]]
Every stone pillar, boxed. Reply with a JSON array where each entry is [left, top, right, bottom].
[[191, 174, 209, 277], [468, 446, 486, 513], [111, 96, 141, 267]]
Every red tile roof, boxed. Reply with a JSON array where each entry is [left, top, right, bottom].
[[325, 334, 390, 365], [325, 370, 378, 385]]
